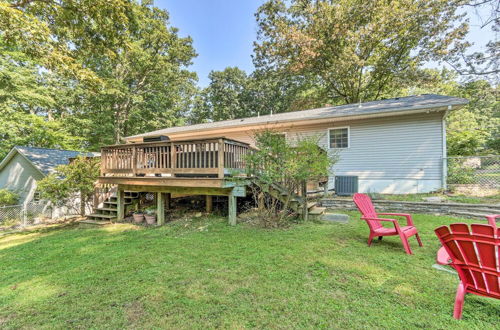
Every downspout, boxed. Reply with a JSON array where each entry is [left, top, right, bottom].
[[441, 107, 450, 191]]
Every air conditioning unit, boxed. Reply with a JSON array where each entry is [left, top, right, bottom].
[[335, 176, 358, 196]]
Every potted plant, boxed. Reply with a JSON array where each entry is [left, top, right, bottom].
[[132, 210, 145, 223], [144, 206, 157, 225]]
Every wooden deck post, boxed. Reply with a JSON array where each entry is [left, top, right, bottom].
[[157, 192, 165, 225], [302, 180, 308, 221], [218, 138, 225, 179], [117, 188, 125, 221], [206, 195, 213, 213], [165, 193, 171, 210], [228, 191, 237, 226]]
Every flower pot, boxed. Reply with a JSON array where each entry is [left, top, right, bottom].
[[133, 213, 145, 223], [145, 214, 156, 225]]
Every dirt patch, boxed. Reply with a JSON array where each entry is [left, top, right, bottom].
[[124, 301, 145, 325]]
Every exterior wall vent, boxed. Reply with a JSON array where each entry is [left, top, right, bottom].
[[335, 176, 358, 196]]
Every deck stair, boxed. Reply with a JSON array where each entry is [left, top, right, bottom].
[[85, 191, 140, 223], [255, 181, 327, 220]]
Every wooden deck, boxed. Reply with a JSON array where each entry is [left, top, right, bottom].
[[97, 138, 253, 225], [99, 137, 252, 183]]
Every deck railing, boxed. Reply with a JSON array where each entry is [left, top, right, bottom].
[[100, 138, 252, 179]]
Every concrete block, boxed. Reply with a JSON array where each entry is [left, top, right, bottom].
[[321, 213, 349, 223]]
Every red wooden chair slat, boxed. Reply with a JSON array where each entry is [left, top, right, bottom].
[[353, 193, 422, 255], [434, 223, 499, 319]]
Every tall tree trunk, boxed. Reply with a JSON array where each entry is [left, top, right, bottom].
[[80, 190, 86, 216]]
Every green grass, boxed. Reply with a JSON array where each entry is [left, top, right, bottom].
[[0, 214, 498, 329]]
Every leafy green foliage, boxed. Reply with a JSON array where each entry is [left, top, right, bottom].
[[37, 156, 100, 215], [0, 188, 19, 206], [447, 161, 476, 184], [245, 131, 336, 226], [254, 0, 467, 104], [0, 0, 135, 83], [0, 1, 197, 151], [0, 112, 83, 160]]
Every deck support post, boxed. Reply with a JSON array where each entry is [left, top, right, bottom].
[[228, 191, 237, 226], [157, 192, 165, 226], [206, 195, 213, 213], [117, 188, 125, 221], [302, 180, 308, 221], [165, 193, 171, 210]]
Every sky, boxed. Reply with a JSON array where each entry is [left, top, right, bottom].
[[156, 0, 496, 87], [157, 0, 265, 87]]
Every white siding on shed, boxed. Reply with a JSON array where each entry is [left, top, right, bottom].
[[0, 153, 44, 203]]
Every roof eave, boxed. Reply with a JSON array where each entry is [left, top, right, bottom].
[[126, 101, 466, 142]]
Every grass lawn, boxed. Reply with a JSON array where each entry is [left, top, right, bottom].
[[0, 213, 498, 329]]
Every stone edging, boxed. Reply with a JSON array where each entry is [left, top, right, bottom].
[[319, 198, 500, 220]]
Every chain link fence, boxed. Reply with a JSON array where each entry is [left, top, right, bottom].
[[447, 156, 499, 195], [0, 202, 59, 231]]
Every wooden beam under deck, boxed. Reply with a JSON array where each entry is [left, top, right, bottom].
[[115, 183, 236, 197], [98, 176, 243, 189]]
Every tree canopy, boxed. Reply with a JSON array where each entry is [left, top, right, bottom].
[[253, 0, 468, 104], [0, 0, 497, 160], [0, 0, 197, 150]]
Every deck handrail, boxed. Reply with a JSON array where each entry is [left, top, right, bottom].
[[100, 138, 253, 179]]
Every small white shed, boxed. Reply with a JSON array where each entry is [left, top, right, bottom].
[[0, 146, 98, 204]]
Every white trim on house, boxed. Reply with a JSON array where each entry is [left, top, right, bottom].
[[327, 126, 350, 149], [441, 110, 449, 190]]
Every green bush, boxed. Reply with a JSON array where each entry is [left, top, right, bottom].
[[447, 162, 476, 184], [37, 156, 100, 215], [0, 189, 20, 206], [244, 131, 338, 227]]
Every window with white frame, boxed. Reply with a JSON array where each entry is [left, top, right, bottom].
[[328, 127, 349, 148]]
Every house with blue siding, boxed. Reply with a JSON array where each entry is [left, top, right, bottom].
[[124, 94, 468, 194]]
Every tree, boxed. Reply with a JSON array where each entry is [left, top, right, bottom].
[[189, 67, 330, 124], [1, 1, 198, 147], [0, 112, 83, 160], [190, 67, 251, 123], [37, 156, 100, 216], [0, 189, 19, 206], [254, 0, 468, 104], [446, 80, 499, 155], [445, 0, 499, 80], [0, 0, 135, 83]]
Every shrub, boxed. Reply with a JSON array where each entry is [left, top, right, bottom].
[[447, 161, 476, 184], [37, 156, 100, 215], [0, 189, 20, 206], [244, 131, 337, 227]]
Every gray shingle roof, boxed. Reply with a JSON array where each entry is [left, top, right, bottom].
[[127, 94, 468, 139], [14, 147, 100, 176]]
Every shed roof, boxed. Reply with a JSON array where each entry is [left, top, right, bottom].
[[127, 94, 468, 140], [0, 147, 100, 176]]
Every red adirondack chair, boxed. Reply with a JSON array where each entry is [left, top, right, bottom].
[[437, 214, 498, 265], [352, 193, 423, 254], [435, 223, 500, 319]]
